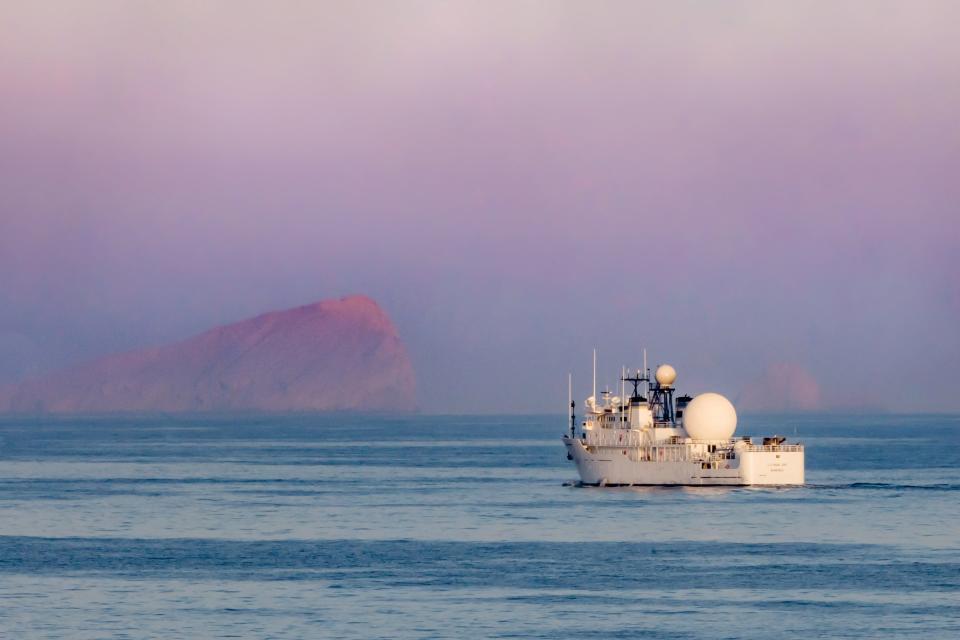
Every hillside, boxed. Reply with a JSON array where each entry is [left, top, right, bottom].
[[0, 295, 416, 413]]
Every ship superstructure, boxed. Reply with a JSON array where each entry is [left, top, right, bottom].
[[562, 352, 804, 486]]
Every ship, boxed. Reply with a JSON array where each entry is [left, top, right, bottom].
[[562, 352, 804, 486]]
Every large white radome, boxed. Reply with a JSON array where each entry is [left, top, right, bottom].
[[684, 392, 737, 440]]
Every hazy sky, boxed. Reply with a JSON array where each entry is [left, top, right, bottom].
[[1, 1, 958, 412]]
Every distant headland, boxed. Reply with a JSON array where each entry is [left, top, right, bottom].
[[0, 295, 417, 414]]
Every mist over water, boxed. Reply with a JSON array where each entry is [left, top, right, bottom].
[[0, 413, 957, 638], [1, 2, 959, 411]]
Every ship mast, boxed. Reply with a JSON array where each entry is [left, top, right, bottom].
[[621, 370, 647, 401], [592, 348, 596, 403]]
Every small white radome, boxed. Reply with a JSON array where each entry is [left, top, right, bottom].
[[655, 364, 677, 387]]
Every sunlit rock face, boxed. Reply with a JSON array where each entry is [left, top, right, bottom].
[[0, 295, 416, 413], [737, 362, 822, 412]]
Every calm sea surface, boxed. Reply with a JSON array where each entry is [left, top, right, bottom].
[[0, 413, 957, 638]]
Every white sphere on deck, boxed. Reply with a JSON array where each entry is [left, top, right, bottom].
[[655, 364, 677, 387], [683, 392, 737, 440]]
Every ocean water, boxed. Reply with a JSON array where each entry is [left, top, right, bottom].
[[0, 413, 957, 639]]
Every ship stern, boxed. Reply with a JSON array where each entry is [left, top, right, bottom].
[[739, 448, 805, 485]]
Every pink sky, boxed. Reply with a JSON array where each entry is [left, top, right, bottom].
[[1, 2, 958, 411]]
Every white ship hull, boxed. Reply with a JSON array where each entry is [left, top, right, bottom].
[[563, 436, 805, 486], [561, 354, 805, 487]]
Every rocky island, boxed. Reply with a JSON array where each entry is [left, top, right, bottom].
[[0, 295, 416, 413]]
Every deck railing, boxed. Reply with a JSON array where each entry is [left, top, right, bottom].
[[740, 444, 804, 452], [580, 430, 803, 453]]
